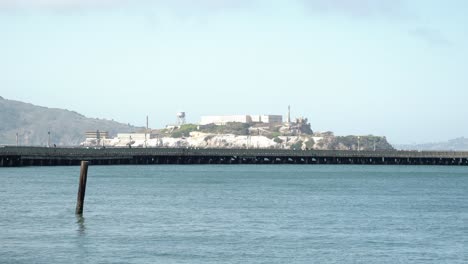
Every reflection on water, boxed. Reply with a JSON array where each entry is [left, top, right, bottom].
[[76, 215, 86, 235]]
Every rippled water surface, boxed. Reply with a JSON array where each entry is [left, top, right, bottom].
[[1, 165, 467, 263]]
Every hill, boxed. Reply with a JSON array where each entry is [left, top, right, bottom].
[[0, 96, 141, 146], [395, 137, 468, 151]]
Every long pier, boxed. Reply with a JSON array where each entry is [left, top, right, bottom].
[[1, 146, 468, 167]]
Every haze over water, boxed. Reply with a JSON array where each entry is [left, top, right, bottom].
[[1, 165, 467, 263]]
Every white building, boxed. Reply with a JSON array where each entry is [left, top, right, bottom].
[[85, 131, 109, 139], [258, 115, 282, 124], [200, 115, 252, 125], [117, 133, 148, 141], [200, 115, 282, 125]]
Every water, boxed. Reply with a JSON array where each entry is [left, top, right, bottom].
[[0, 165, 467, 263]]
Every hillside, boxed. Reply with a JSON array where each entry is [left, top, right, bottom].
[[395, 137, 468, 151], [0, 96, 141, 146]]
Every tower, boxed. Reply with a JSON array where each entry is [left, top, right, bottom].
[[176, 112, 186, 126], [287, 105, 291, 123]]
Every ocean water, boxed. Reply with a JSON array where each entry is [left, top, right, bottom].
[[0, 165, 467, 264]]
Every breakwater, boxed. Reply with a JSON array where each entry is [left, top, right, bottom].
[[1, 146, 468, 167]]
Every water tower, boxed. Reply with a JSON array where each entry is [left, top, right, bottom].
[[176, 112, 186, 126]]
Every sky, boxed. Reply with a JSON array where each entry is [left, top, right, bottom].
[[1, 0, 467, 144]]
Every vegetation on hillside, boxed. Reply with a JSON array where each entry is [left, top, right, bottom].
[[164, 122, 394, 150], [201, 123, 250, 135], [0, 97, 141, 146], [170, 124, 199, 138], [165, 123, 251, 138], [314, 135, 393, 151]]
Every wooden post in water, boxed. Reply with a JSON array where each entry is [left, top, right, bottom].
[[75, 161, 89, 215]]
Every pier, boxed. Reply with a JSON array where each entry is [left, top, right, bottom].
[[1, 146, 468, 167]]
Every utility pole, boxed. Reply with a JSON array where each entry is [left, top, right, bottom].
[[96, 130, 100, 147], [75, 161, 89, 215]]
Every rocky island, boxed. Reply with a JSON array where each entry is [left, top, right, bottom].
[[82, 121, 394, 151]]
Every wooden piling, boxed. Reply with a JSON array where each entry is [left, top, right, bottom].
[[75, 161, 89, 215]]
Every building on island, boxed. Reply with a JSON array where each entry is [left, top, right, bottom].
[[85, 130, 109, 139], [200, 115, 283, 125], [117, 133, 151, 141], [201, 115, 251, 125], [250, 115, 283, 124]]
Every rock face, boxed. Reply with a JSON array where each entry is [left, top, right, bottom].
[[0, 97, 141, 146], [82, 131, 394, 150], [82, 132, 312, 149]]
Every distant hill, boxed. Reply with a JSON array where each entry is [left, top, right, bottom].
[[0, 96, 141, 146], [395, 137, 468, 151]]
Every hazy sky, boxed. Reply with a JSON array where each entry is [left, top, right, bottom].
[[1, 0, 467, 144]]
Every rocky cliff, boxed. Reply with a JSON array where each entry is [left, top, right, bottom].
[[83, 130, 394, 151]]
